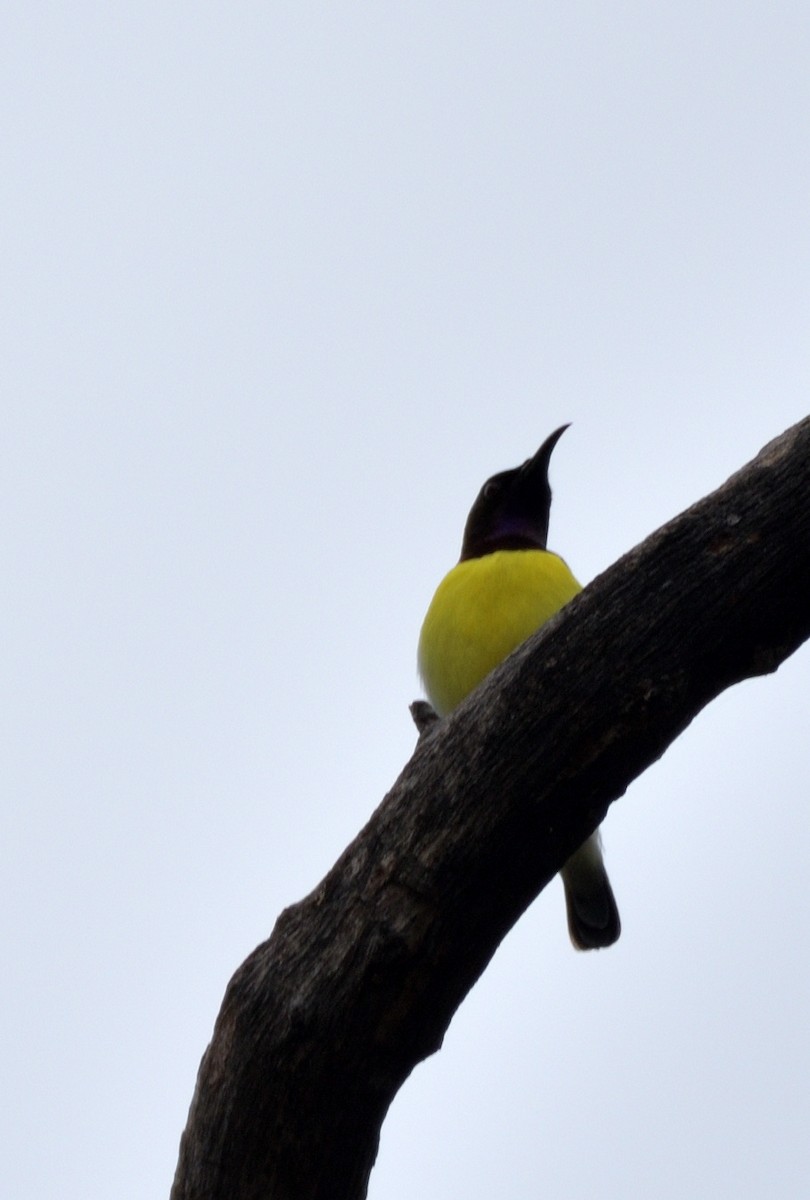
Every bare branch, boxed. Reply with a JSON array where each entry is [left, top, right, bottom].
[[409, 699, 438, 735], [172, 418, 810, 1200]]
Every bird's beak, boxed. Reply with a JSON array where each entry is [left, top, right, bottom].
[[524, 424, 569, 477], [519, 423, 570, 492]]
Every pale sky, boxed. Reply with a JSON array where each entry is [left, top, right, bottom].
[[3, 4, 810, 1198]]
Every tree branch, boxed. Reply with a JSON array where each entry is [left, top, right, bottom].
[[171, 417, 810, 1200]]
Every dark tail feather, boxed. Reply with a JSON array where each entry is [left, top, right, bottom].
[[561, 833, 621, 951]]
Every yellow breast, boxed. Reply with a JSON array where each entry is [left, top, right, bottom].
[[417, 549, 581, 717]]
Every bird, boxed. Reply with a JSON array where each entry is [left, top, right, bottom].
[[417, 425, 620, 950]]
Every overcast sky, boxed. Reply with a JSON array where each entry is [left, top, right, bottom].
[[3, 4, 810, 1198]]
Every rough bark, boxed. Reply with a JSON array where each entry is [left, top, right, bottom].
[[171, 417, 810, 1200]]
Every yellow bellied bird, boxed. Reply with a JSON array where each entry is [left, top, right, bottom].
[[417, 426, 620, 950]]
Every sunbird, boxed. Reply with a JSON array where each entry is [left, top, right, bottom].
[[418, 426, 620, 949]]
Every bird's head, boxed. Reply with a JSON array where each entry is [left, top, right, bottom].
[[459, 425, 569, 561]]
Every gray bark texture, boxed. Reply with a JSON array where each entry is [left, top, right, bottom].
[[171, 417, 810, 1200]]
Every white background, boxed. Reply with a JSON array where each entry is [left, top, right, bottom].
[[3, 4, 809, 1198]]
